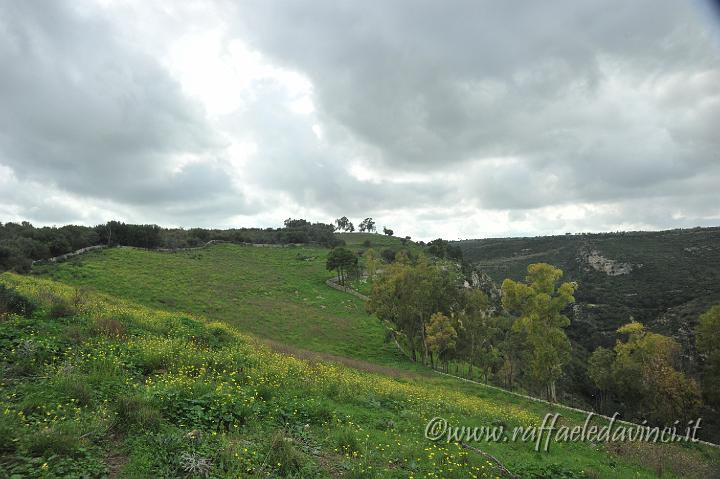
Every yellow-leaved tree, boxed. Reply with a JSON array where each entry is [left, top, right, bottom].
[[425, 312, 458, 371], [610, 321, 701, 424]]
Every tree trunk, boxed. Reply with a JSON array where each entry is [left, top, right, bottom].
[[420, 322, 429, 366]]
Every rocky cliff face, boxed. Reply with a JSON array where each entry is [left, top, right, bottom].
[[464, 268, 502, 304], [579, 247, 639, 276]]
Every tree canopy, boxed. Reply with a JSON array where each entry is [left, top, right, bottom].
[[697, 305, 720, 407], [326, 247, 358, 285], [334, 217, 355, 232], [501, 263, 575, 401], [358, 217, 376, 233]]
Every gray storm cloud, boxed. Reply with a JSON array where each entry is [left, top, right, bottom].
[[0, 0, 718, 237]]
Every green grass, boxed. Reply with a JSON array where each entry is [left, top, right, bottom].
[[1, 273, 717, 478], [33, 244, 411, 368], [337, 232, 423, 254]]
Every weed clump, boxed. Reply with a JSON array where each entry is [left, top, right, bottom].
[[266, 432, 308, 476], [91, 316, 126, 337], [113, 396, 162, 433], [48, 296, 76, 319], [55, 374, 94, 407], [0, 284, 36, 318], [23, 423, 82, 457], [334, 429, 360, 455]]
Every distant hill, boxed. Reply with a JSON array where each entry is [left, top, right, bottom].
[[454, 227, 720, 371]]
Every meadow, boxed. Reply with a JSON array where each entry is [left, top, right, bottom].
[[32, 243, 407, 369], [2, 273, 718, 478]]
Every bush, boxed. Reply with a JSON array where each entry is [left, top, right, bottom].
[[381, 249, 396, 263], [304, 399, 334, 425], [267, 432, 307, 476], [48, 295, 76, 319], [63, 324, 87, 344], [23, 423, 83, 457], [0, 412, 21, 453], [514, 463, 588, 479], [334, 429, 360, 454], [113, 395, 162, 433], [133, 345, 174, 375], [91, 316, 126, 337], [55, 374, 94, 407], [191, 323, 233, 348], [0, 284, 36, 317]]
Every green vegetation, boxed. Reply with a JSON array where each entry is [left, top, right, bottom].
[[36, 239, 720, 437], [14, 227, 720, 474], [697, 305, 720, 408], [334, 216, 355, 232], [366, 258, 578, 405], [358, 218, 376, 233], [1, 274, 718, 478], [588, 322, 702, 424], [326, 247, 358, 285], [33, 244, 407, 368], [501, 264, 575, 402], [0, 219, 343, 274], [455, 228, 720, 436], [336, 232, 421, 253], [367, 256, 461, 364], [454, 227, 720, 343]]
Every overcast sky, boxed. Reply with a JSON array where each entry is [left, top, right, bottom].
[[1, 1, 719, 240]]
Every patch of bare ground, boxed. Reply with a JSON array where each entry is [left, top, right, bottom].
[[106, 436, 128, 478]]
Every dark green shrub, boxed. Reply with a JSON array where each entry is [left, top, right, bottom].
[[267, 432, 306, 476], [55, 375, 94, 407], [113, 395, 162, 433], [134, 348, 172, 376], [0, 412, 21, 453], [91, 316, 126, 337], [303, 399, 333, 425], [514, 463, 588, 479], [63, 324, 88, 345], [0, 284, 36, 317], [255, 383, 274, 402], [47, 294, 77, 319], [191, 324, 233, 348], [380, 248, 396, 263], [334, 429, 360, 454], [24, 423, 82, 457]]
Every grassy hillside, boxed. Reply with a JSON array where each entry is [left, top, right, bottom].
[[336, 233, 419, 252], [1, 274, 717, 478], [32, 244, 408, 368]]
